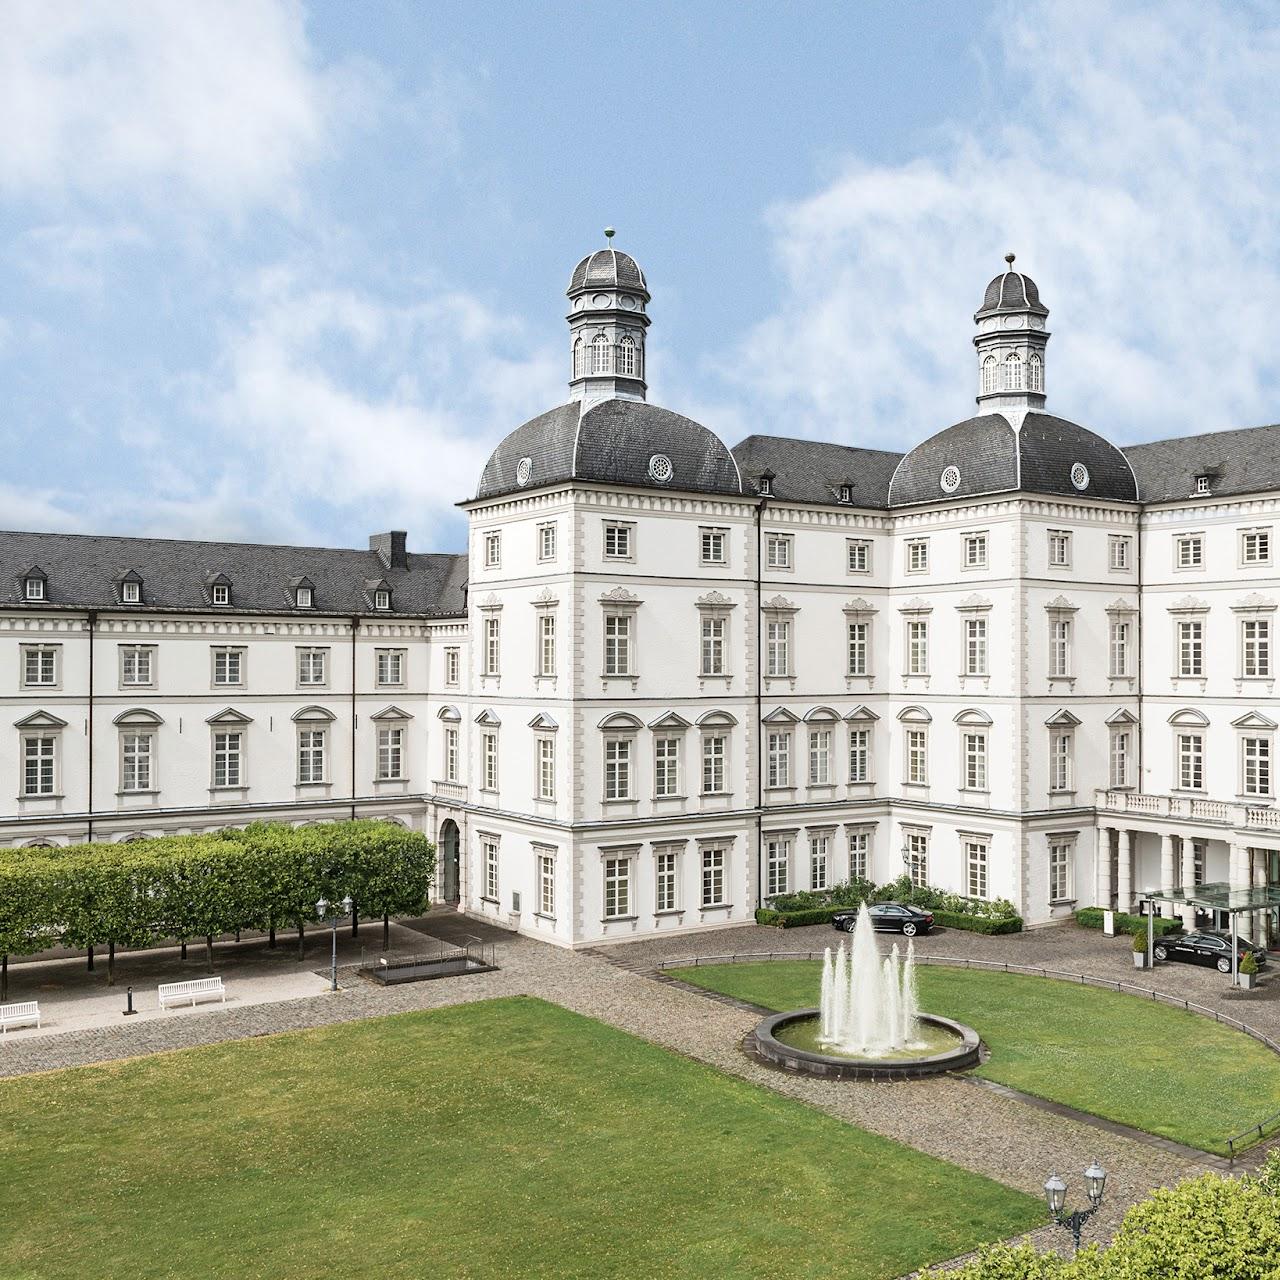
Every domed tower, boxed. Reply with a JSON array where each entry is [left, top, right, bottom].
[[973, 253, 1050, 414], [566, 228, 650, 409]]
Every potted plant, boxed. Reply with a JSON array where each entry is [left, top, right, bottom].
[[1132, 930, 1150, 968], [1239, 950, 1259, 991]]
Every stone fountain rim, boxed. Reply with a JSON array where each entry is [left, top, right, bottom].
[[749, 1007, 981, 1081]]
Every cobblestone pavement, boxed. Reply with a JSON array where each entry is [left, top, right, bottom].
[[0, 913, 1231, 1256]]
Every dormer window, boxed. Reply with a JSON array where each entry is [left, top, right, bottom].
[[838, 484, 852, 504], [1195, 474, 1211, 494], [296, 586, 313, 608], [212, 583, 230, 606], [23, 574, 45, 601], [121, 579, 141, 604], [758, 471, 774, 498], [375, 588, 391, 610]]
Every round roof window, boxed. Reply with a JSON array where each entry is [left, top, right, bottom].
[[1070, 462, 1090, 491], [648, 453, 674, 483], [515, 457, 533, 486], [940, 465, 962, 494]]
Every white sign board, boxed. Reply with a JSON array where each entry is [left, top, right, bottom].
[[1102, 909, 1116, 937]]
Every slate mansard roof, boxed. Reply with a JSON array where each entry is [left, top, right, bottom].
[[1123, 424, 1280, 503], [475, 399, 743, 501], [732, 435, 904, 507], [0, 530, 469, 617]]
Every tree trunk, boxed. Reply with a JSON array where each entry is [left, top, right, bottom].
[[351, 907, 359, 938], [205, 935, 214, 972], [297, 921, 305, 960], [107, 940, 116, 986], [383, 913, 390, 950], [87, 944, 94, 972], [268, 924, 276, 949], [1, 955, 7, 1003]]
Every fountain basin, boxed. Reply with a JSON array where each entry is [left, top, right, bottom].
[[748, 1008, 981, 1081]]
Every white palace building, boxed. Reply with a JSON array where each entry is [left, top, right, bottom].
[[5, 241, 1280, 948]]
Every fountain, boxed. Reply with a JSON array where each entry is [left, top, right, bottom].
[[748, 903, 981, 1080]]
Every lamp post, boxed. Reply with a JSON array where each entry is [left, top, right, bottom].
[[1044, 1160, 1107, 1254], [316, 894, 353, 993]]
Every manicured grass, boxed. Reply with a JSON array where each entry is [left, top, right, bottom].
[[0, 997, 1041, 1280], [671, 962, 1280, 1155]]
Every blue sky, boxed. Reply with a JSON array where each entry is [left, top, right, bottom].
[[3, 1, 1279, 552]]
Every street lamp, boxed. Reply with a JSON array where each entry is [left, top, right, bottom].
[[316, 894, 353, 992], [1044, 1160, 1107, 1253]]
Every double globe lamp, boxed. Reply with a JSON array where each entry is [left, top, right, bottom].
[[1044, 1160, 1107, 1253]]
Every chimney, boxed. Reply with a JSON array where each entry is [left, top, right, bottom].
[[369, 531, 408, 570]]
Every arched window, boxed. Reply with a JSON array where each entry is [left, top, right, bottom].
[[616, 335, 636, 376], [573, 338, 584, 378], [1004, 352, 1023, 391], [591, 333, 611, 374], [1028, 353, 1043, 392], [981, 355, 998, 395]]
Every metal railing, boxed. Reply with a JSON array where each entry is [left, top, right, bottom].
[[656, 949, 1280, 1161]]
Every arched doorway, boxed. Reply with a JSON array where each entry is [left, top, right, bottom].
[[440, 819, 461, 904]]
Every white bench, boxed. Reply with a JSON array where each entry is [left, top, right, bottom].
[[0, 1001, 40, 1034], [158, 977, 226, 1010]]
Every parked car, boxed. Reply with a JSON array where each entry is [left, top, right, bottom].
[[831, 902, 934, 937], [1153, 931, 1267, 974]]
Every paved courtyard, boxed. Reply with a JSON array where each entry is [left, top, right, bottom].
[[1, 912, 1275, 1261]]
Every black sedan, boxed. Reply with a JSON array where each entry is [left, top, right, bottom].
[[1153, 931, 1267, 973], [831, 902, 934, 937]]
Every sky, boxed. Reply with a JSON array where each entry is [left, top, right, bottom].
[[3, 0, 1280, 553]]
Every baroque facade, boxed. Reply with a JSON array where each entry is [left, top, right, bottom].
[[5, 241, 1280, 947]]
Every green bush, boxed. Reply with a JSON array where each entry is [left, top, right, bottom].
[[1075, 907, 1184, 937], [755, 905, 849, 928], [1133, 930, 1149, 953], [931, 910, 1023, 935], [1241, 949, 1259, 975], [761, 877, 1019, 928]]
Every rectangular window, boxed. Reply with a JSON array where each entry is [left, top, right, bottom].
[[295, 585, 313, 609], [1108, 535, 1132, 570], [963, 731, 987, 790], [484, 617, 501, 676], [1176, 534, 1204, 569], [22, 735, 56, 796], [847, 620, 869, 676], [849, 727, 871, 783], [444, 647, 460, 686], [24, 577, 44, 601], [212, 647, 244, 686], [966, 840, 989, 899], [537, 737, 555, 801], [808, 728, 831, 786], [120, 645, 153, 686], [1243, 736, 1272, 797], [121, 732, 152, 792], [1049, 618, 1071, 678], [1048, 530, 1071, 567], [809, 833, 830, 891], [766, 730, 791, 788], [1243, 619, 1271, 677], [376, 648, 405, 686], [483, 839, 499, 900], [700, 616, 726, 676], [211, 583, 230, 605], [212, 731, 242, 788], [22, 646, 57, 686], [1242, 528, 1272, 565], [603, 521, 633, 559], [766, 534, 792, 570], [906, 539, 929, 573], [1178, 620, 1204, 677], [604, 613, 632, 675], [906, 728, 928, 785], [537, 522, 557, 562], [847, 539, 871, 574], [905, 831, 928, 888], [701, 735, 726, 794], [603, 737, 632, 800], [701, 848, 726, 906], [700, 527, 727, 565], [604, 858, 631, 918], [538, 613, 557, 678], [848, 830, 870, 881], [654, 737, 680, 797], [484, 531, 501, 567], [963, 533, 987, 569], [765, 837, 790, 897], [655, 850, 678, 912], [297, 728, 326, 784], [766, 619, 790, 677], [1109, 729, 1132, 788], [1049, 841, 1073, 902], [907, 619, 928, 675], [480, 731, 497, 790], [964, 617, 988, 676], [1049, 731, 1073, 792], [445, 726, 459, 782], [1108, 619, 1131, 678], [297, 647, 327, 686], [537, 853, 555, 917], [378, 726, 405, 781], [1177, 732, 1204, 790]]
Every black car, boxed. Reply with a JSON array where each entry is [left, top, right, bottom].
[[1153, 931, 1266, 974], [831, 902, 934, 937]]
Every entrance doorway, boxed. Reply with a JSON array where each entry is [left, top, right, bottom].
[[440, 819, 461, 904]]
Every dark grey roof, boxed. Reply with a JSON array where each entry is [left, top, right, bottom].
[[0, 530, 468, 617], [889, 412, 1138, 507], [976, 269, 1048, 318], [1124, 424, 1280, 503], [568, 249, 648, 295], [476, 399, 742, 501], [732, 435, 903, 508]]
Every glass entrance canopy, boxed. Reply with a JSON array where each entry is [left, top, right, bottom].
[[1144, 882, 1280, 915]]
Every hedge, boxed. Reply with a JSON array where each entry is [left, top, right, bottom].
[[754, 905, 849, 928], [1075, 907, 1184, 938], [754, 905, 1023, 932]]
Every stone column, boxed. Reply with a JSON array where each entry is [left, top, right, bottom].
[[1096, 826, 1114, 908], [1159, 832, 1176, 918], [1180, 836, 1197, 932], [1117, 829, 1132, 914], [1254, 852, 1268, 949]]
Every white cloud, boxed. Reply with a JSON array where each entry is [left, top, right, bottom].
[[0, 0, 366, 212], [719, 1, 1280, 450]]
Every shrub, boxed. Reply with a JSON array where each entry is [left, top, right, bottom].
[[755, 905, 848, 929], [1075, 907, 1183, 937], [1133, 930, 1149, 953], [1241, 950, 1259, 975], [931, 910, 1022, 935]]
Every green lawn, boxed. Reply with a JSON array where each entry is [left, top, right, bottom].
[[0, 997, 1040, 1280], [671, 962, 1280, 1155]]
